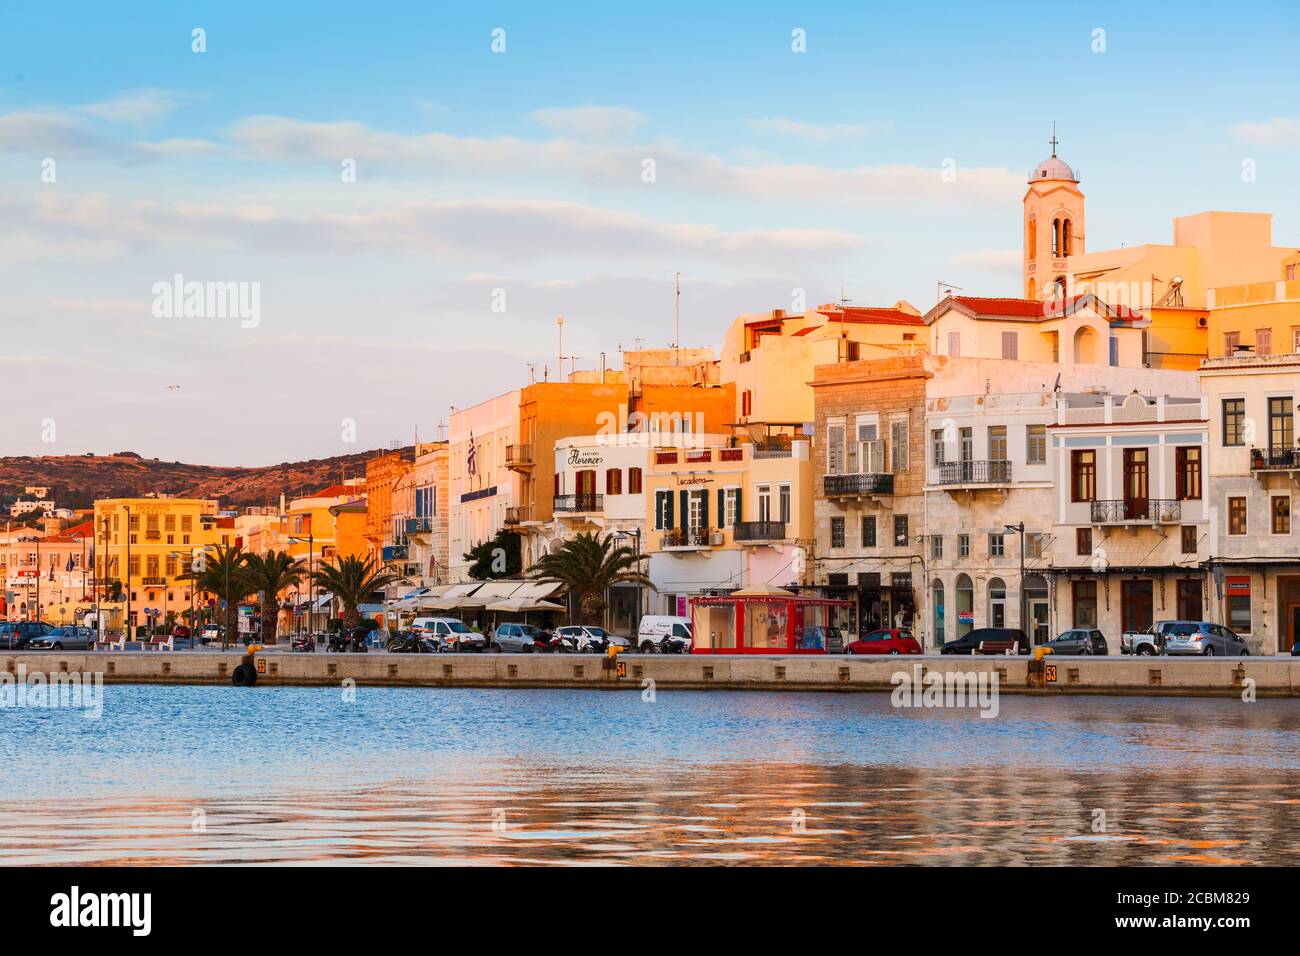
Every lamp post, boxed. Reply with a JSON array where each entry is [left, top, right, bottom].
[[1003, 522, 1027, 647]]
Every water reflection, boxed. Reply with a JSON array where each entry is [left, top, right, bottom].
[[2, 686, 1299, 864]]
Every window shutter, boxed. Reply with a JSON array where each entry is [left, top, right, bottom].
[[665, 490, 674, 529], [679, 490, 688, 530], [700, 490, 710, 530], [717, 488, 725, 527], [735, 488, 743, 523]]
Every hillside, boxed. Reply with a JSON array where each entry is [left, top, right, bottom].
[[0, 447, 414, 511]]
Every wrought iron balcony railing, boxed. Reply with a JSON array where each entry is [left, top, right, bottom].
[[1250, 446, 1300, 471], [824, 473, 894, 496], [733, 520, 787, 542], [553, 494, 604, 513], [935, 460, 1012, 485], [661, 527, 714, 549], [1090, 498, 1182, 524], [503, 506, 531, 525]]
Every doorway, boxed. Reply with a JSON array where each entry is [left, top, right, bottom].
[[1121, 579, 1154, 634], [1122, 448, 1149, 520]]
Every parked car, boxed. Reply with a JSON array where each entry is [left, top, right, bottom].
[[844, 628, 920, 655], [940, 627, 1029, 655], [28, 625, 97, 650], [799, 625, 847, 652], [553, 625, 629, 653], [637, 615, 692, 653], [1163, 621, 1249, 656], [1121, 621, 1179, 655], [1044, 628, 1108, 656], [1292, 640, 1300, 656], [414, 617, 487, 652], [199, 624, 222, 644], [492, 622, 549, 653], [0, 621, 55, 650], [171, 625, 192, 640]]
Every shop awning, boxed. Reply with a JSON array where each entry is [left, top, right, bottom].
[[430, 582, 487, 609], [486, 596, 566, 613]]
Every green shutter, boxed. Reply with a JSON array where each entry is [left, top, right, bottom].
[[717, 489, 725, 527], [679, 490, 688, 530], [735, 488, 743, 523], [700, 490, 710, 530], [665, 490, 674, 529]]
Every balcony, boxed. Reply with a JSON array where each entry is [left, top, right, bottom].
[[1250, 446, 1300, 474], [405, 516, 435, 534], [505, 444, 533, 471], [661, 527, 716, 551], [503, 506, 531, 526], [824, 473, 894, 497], [733, 520, 787, 544], [553, 494, 604, 514], [935, 460, 1012, 487], [1090, 499, 1182, 525]]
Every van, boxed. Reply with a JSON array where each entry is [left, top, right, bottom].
[[636, 615, 692, 653]]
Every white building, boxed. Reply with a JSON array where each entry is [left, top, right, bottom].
[[448, 391, 520, 583]]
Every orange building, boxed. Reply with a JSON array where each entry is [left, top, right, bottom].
[[364, 452, 413, 566]]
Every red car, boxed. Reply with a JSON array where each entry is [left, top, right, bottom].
[[844, 628, 922, 655]]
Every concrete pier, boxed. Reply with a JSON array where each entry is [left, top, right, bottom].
[[4, 651, 1300, 697]]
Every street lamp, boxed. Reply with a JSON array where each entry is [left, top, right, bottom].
[[1003, 522, 1028, 647]]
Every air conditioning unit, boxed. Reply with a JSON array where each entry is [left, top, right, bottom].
[[1196, 315, 1208, 328], [709, 531, 725, 546]]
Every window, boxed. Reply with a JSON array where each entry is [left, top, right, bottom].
[[605, 468, 622, 495], [1026, 533, 1045, 559], [1222, 398, 1245, 446], [893, 515, 909, 547], [1180, 525, 1197, 554], [628, 468, 643, 495], [1175, 446, 1201, 500], [1076, 527, 1092, 556], [1227, 579, 1252, 633], [957, 533, 970, 557], [1273, 496, 1291, 535], [741, 390, 752, 417], [830, 517, 845, 549], [827, 423, 845, 475], [1052, 218, 1061, 257], [861, 516, 877, 548], [890, 419, 909, 473], [845, 341, 861, 362], [1001, 330, 1019, 360], [855, 420, 885, 474], [721, 488, 740, 528], [1257, 328, 1273, 355], [931, 428, 946, 466], [931, 535, 943, 559], [1293, 327, 1300, 354], [1228, 497, 1248, 536], [1026, 424, 1046, 465], [1269, 396, 1294, 453], [1072, 580, 1098, 628], [1224, 331, 1240, 356], [989, 533, 1005, 558], [778, 483, 791, 524], [947, 331, 960, 356], [988, 425, 1007, 462], [654, 490, 673, 530], [1070, 449, 1096, 502], [756, 484, 772, 521], [1109, 334, 1119, 367]]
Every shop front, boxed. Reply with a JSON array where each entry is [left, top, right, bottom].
[[690, 586, 854, 654]]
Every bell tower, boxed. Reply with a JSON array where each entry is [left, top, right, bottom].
[[1024, 127, 1085, 300]]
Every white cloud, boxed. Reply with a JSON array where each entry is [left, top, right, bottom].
[[948, 249, 1022, 273], [745, 117, 872, 142], [1229, 117, 1300, 146], [528, 105, 648, 141], [78, 88, 184, 125]]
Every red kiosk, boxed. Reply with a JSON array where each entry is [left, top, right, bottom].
[[690, 585, 854, 654]]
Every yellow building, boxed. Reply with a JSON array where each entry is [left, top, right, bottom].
[[92, 497, 229, 634], [644, 436, 815, 614]]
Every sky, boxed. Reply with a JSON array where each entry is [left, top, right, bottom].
[[1, 0, 1298, 466]]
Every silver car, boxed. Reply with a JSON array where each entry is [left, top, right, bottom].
[[29, 625, 98, 650], [1163, 621, 1249, 657], [553, 625, 630, 653], [492, 623, 546, 653]]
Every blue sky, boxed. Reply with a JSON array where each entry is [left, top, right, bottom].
[[2, 1, 1298, 465]]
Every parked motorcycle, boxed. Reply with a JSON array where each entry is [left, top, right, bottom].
[[659, 636, 691, 655], [291, 632, 317, 653], [387, 631, 434, 654], [327, 627, 370, 653]]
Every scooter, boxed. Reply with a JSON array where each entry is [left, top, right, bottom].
[[291, 632, 317, 653], [659, 636, 691, 655], [386, 631, 432, 654], [326, 627, 369, 653]]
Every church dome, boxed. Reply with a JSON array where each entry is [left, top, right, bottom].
[[1029, 155, 1078, 183]]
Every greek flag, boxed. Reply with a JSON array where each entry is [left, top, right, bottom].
[[467, 432, 477, 478]]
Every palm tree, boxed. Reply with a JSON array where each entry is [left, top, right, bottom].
[[242, 550, 306, 645], [178, 543, 255, 649], [314, 554, 402, 629], [530, 531, 649, 624]]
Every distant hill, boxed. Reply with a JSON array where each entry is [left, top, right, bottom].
[[0, 447, 414, 511]]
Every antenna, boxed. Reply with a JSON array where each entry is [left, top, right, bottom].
[[526, 362, 539, 384], [839, 285, 852, 306], [556, 316, 565, 379], [937, 280, 963, 302]]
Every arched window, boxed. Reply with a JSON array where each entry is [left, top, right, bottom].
[[988, 577, 1007, 628], [932, 579, 946, 646], [1054, 276, 1068, 299], [1026, 218, 1037, 261], [956, 574, 974, 637], [1062, 219, 1072, 257], [1052, 218, 1061, 257], [1027, 278, 1037, 300]]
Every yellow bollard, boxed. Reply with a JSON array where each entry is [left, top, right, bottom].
[[1033, 645, 1052, 661]]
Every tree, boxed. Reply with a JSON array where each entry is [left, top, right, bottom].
[[529, 531, 649, 624], [314, 554, 401, 628], [242, 550, 306, 645], [463, 529, 522, 580], [178, 543, 256, 649]]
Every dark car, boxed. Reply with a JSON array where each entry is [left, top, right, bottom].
[[1292, 640, 1300, 657], [0, 621, 55, 650], [940, 627, 1029, 655], [1044, 628, 1108, 656], [844, 628, 921, 655], [28, 625, 98, 650]]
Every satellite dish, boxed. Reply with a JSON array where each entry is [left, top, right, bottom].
[[1171, 276, 1183, 286]]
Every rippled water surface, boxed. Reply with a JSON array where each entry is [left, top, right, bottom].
[[3, 685, 1300, 864]]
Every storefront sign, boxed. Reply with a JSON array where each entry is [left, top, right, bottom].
[[675, 476, 711, 487], [1225, 575, 1251, 596], [567, 450, 603, 467]]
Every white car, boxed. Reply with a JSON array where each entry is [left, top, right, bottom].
[[636, 615, 692, 653], [411, 616, 487, 652], [553, 625, 630, 653], [200, 624, 222, 644]]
